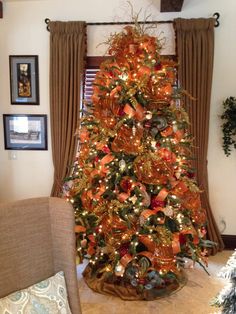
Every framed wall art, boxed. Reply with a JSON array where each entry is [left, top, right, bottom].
[[9, 55, 39, 105], [3, 114, 47, 150]]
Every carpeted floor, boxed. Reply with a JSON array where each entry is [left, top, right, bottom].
[[77, 250, 233, 314]]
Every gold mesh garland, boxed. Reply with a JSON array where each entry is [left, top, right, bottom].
[[72, 175, 89, 195], [78, 149, 91, 168], [93, 98, 120, 129], [111, 124, 143, 154], [134, 153, 174, 184], [182, 191, 207, 224], [153, 244, 177, 274], [100, 213, 134, 248]]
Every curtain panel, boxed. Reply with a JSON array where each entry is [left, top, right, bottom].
[[49, 21, 86, 197], [174, 18, 224, 253]]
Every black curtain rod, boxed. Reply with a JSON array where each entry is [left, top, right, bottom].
[[86, 20, 172, 26], [45, 12, 220, 31]]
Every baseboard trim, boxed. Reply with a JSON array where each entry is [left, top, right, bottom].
[[221, 234, 236, 250]]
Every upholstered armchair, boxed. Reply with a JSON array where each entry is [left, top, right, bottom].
[[0, 197, 82, 314]]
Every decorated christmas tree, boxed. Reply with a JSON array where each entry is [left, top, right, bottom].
[[211, 250, 236, 313], [65, 24, 211, 300]]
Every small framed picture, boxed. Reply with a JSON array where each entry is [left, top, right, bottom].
[[3, 114, 47, 150], [9, 55, 39, 105]]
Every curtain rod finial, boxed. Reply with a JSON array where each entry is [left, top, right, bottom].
[[213, 12, 220, 27], [45, 18, 51, 31]]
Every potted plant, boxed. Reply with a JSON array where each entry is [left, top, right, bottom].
[[221, 96, 236, 156]]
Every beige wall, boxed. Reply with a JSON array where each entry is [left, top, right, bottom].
[[0, 0, 236, 234]]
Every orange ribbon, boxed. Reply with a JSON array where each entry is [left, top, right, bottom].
[[89, 153, 114, 181], [93, 184, 106, 201], [174, 181, 189, 195], [161, 126, 173, 137], [158, 147, 176, 163], [79, 128, 90, 143], [117, 192, 130, 203], [91, 94, 100, 104], [123, 103, 145, 121], [75, 225, 86, 233], [174, 130, 184, 142], [100, 153, 114, 165], [123, 103, 136, 117], [134, 102, 145, 121], [120, 254, 133, 267], [139, 235, 156, 253], [172, 233, 181, 254], [138, 65, 151, 76], [110, 85, 121, 98], [140, 209, 156, 220], [87, 244, 96, 256], [156, 188, 169, 201]]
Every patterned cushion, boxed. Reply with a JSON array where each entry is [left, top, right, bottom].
[[0, 271, 72, 314]]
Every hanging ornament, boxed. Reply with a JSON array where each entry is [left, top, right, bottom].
[[129, 195, 137, 204], [81, 238, 87, 248], [144, 283, 154, 290], [115, 262, 125, 276], [131, 278, 138, 287], [172, 123, 178, 133], [118, 73, 128, 81], [175, 99, 181, 108], [163, 205, 174, 217], [119, 159, 126, 172], [175, 171, 181, 179], [151, 140, 157, 149], [151, 127, 158, 137], [145, 111, 152, 120], [155, 116, 167, 131], [132, 125, 136, 136]]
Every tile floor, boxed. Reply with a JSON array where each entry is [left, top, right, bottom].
[[77, 250, 233, 314]]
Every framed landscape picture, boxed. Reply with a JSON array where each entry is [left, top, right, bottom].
[[9, 55, 39, 105], [3, 114, 47, 150]]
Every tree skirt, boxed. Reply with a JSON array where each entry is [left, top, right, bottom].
[[83, 264, 187, 301]]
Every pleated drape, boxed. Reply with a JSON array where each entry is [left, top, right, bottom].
[[49, 21, 86, 197], [174, 18, 224, 254]]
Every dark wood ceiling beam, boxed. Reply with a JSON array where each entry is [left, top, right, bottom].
[[160, 0, 184, 12], [0, 1, 2, 18]]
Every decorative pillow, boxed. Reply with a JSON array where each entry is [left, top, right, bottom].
[[0, 271, 72, 314]]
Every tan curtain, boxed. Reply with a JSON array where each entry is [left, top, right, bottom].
[[49, 21, 86, 197], [174, 18, 224, 254]]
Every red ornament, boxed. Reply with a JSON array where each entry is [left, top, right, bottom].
[[179, 233, 186, 245], [151, 197, 165, 209], [102, 145, 110, 153], [144, 121, 151, 128], [119, 243, 130, 257], [187, 172, 195, 179], [118, 106, 126, 116], [138, 278, 146, 285], [155, 63, 162, 71], [94, 156, 99, 163], [120, 176, 133, 192]]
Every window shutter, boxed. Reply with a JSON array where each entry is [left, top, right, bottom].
[[84, 68, 99, 103]]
